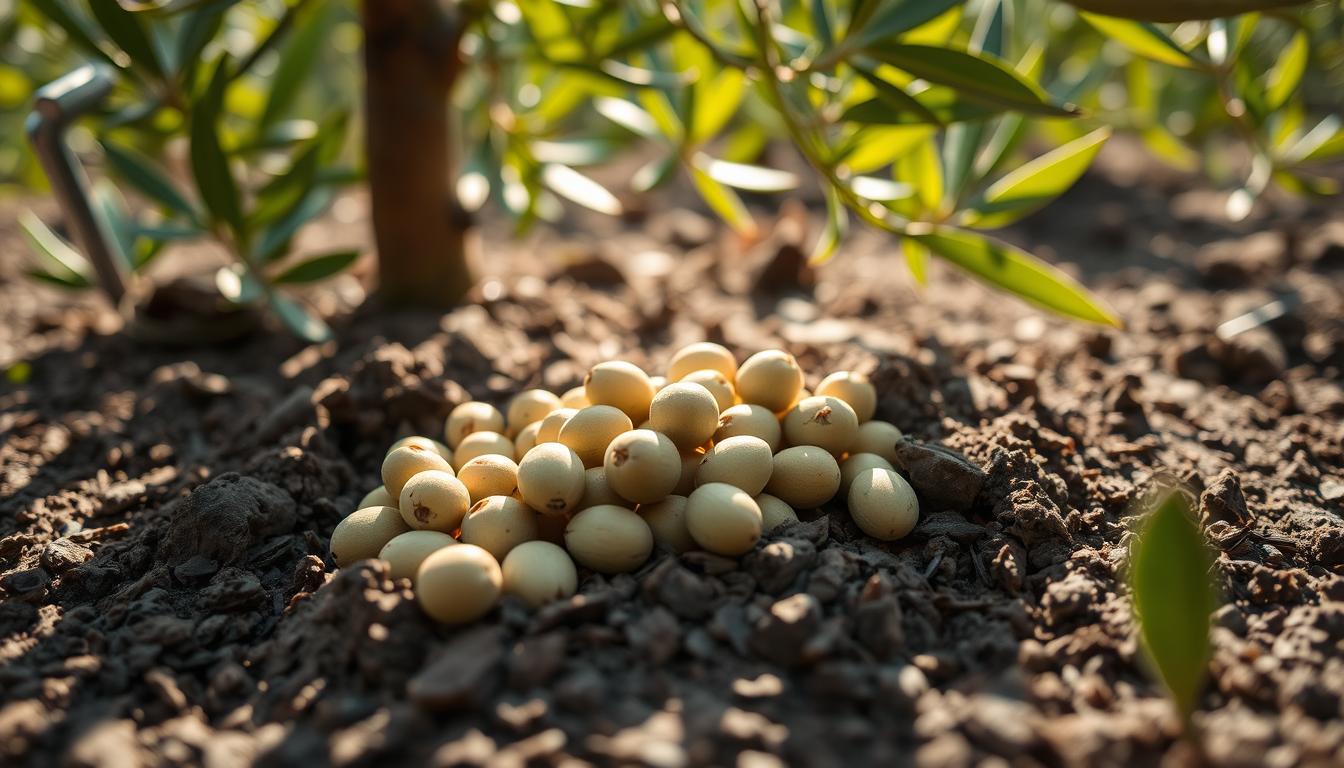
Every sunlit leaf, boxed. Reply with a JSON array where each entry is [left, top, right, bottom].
[[1288, 117, 1344, 164], [865, 45, 1077, 116], [271, 249, 360, 284], [638, 90, 685, 143], [894, 137, 942, 216], [962, 127, 1111, 229], [594, 97, 661, 139], [541, 164, 623, 215], [215, 263, 262, 304], [851, 176, 913, 201], [90, 179, 135, 271], [847, 0, 963, 50], [698, 155, 799, 192], [914, 228, 1121, 326], [840, 126, 934, 173], [809, 187, 848, 265], [28, 0, 120, 68], [902, 6, 963, 45], [852, 65, 943, 125], [689, 164, 756, 236], [270, 292, 332, 344], [255, 187, 334, 263], [1263, 31, 1307, 111], [1079, 13, 1200, 69], [1129, 490, 1218, 727], [19, 210, 94, 285], [691, 70, 746, 143], [633, 154, 678, 193], [902, 236, 929, 285], [102, 140, 198, 221]]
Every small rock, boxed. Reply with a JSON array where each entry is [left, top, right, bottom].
[[1320, 479, 1344, 502], [1200, 469, 1250, 526], [744, 539, 815, 595], [507, 632, 567, 691], [0, 568, 50, 600], [197, 567, 264, 613], [40, 539, 93, 573], [892, 441, 986, 512], [410, 626, 503, 711]]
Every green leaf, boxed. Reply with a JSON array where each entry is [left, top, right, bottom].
[[259, 3, 332, 129], [848, 0, 963, 49], [894, 137, 941, 216], [269, 292, 332, 344], [189, 57, 244, 239], [913, 228, 1121, 326], [962, 127, 1111, 229], [941, 122, 985, 209], [691, 69, 745, 143], [271, 249, 360, 284], [89, 0, 165, 78], [541, 164, 623, 215], [594, 97, 661, 139], [697, 155, 799, 193], [255, 187, 334, 263], [688, 164, 755, 237], [1287, 116, 1344, 164], [1129, 490, 1218, 726], [864, 45, 1076, 117], [1263, 30, 1307, 111], [902, 236, 929, 285], [19, 210, 94, 285], [90, 179, 135, 271], [853, 65, 943, 125], [27, 268, 94, 290], [28, 0, 119, 68], [638, 90, 685, 144], [809, 187, 848, 266], [632, 154, 678, 193], [102, 140, 198, 221], [215, 263, 262, 303], [840, 126, 934, 173], [173, 4, 225, 83], [1079, 13, 1199, 69]]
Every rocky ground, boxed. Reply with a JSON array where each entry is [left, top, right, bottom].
[[2, 140, 1343, 767]]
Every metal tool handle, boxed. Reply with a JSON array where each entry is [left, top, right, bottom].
[[26, 64, 127, 304]]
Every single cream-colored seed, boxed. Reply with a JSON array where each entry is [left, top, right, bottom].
[[649, 375, 667, 391], [604, 429, 681, 504], [783, 395, 859, 456], [560, 386, 589, 409], [536, 407, 577, 443], [681, 369, 735, 412], [736, 350, 804, 413], [382, 444, 454, 499], [506, 389, 563, 437], [673, 448, 705, 496], [516, 442, 586, 516], [454, 431, 515, 469], [444, 401, 506, 449], [459, 495, 539, 561], [853, 420, 903, 464], [766, 446, 841, 508], [648, 382, 720, 451], [584, 361, 656, 423], [695, 435, 773, 496], [685, 483, 762, 556], [379, 530, 455, 583], [330, 506, 411, 567], [398, 470, 471, 532], [579, 466, 630, 510], [557, 405, 633, 468], [816, 371, 877, 423], [848, 467, 919, 541], [457, 454, 520, 504], [416, 544, 501, 624], [668, 341, 737, 383], [839, 452, 895, 496], [639, 495, 695, 553], [565, 505, 653, 573], [501, 540, 577, 608], [514, 422, 541, 458], [714, 403, 782, 452], [389, 435, 453, 463], [358, 485, 396, 511], [754, 493, 799, 531]]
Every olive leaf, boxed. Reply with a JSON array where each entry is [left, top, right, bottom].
[[1128, 490, 1220, 730]]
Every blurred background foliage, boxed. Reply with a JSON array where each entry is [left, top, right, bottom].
[[1, 0, 1342, 336]]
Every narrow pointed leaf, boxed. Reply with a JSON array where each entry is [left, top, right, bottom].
[[189, 57, 244, 238], [914, 228, 1121, 326], [270, 292, 332, 344], [963, 127, 1111, 229], [849, 0, 963, 48], [1129, 491, 1218, 725], [699, 156, 799, 193], [1263, 31, 1307, 110], [689, 164, 755, 236], [102, 141, 198, 221], [902, 237, 929, 285], [259, 2, 332, 129], [28, 0, 119, 68], [809, 187, 848, 265], [865, 45, 1076, 116], [256, 187, 335, 263], [541, 164, 623, 215], [89, 0, 165, 78], [1079, 13, 1199, 69], [271, 249, 360, 284], [19, 210, 94, 283]]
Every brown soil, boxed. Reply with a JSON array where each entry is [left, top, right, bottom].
[[2, 140, 1343, 767]]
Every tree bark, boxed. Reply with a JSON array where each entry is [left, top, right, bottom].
[[362, 0, 474, 307]]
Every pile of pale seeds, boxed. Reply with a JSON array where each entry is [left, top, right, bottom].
[[329, 343, 918, 624]]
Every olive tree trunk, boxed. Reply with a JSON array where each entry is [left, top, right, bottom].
[[362, 0, 474, 307]]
